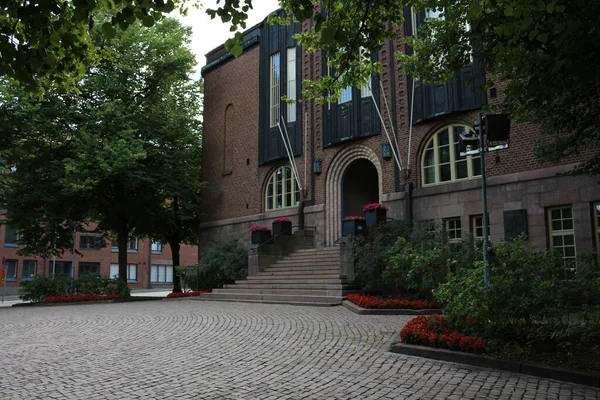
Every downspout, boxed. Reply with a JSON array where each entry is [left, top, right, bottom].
[[388, 24, 400, 192]]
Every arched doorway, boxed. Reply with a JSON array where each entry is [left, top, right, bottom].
[[325, 145, 383, 245], [342, 159, 379, 218]]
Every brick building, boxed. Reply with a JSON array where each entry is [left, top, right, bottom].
[[199, 10, 600, 269], [0, 221, 198, 296]]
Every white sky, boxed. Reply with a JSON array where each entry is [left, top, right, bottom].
[[177, 0, 280, 73]]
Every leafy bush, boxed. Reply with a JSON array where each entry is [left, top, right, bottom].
[[21, 273, 123, 303], [73, 273, 119, 295], [180, 240, 248, 290]]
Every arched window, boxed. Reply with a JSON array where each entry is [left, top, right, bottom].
[[265, 166, 300, 211], [421, 125, 481, 186]]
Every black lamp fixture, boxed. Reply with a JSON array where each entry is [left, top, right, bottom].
[[382, 143, 392, 160], [313, 159, 322, 175]]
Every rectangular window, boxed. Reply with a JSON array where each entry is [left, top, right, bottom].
[[151, 264, 174, 284], [111, 238, 138, 252], [110, 264, 137, 283], [360, 80, 372, 98], [5, 260, 17, 282], [286, 47, 296, 122], [548, 206, 576, 277], [79, 262, 101, 276], [269, 52, 281, 127], [80, 231, 102, 250], [339, 85, 352, 103], [22, 260, 37, 280], [151, 241, 163, 254], [471, 214, 490, 240], [445, 217, 462, 243], [4, 226, 19, 246], [51, 261, 73, 277]]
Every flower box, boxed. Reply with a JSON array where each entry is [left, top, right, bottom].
[[363, 203, 388, 226], [342, 217, 367, 237], [251, 227, 272, 245], [272, 217, 292, 236]]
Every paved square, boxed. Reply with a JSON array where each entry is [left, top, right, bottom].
[[0, 300, 598, 399]]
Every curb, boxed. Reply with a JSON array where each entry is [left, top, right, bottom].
[[12, 296, 164, 307], [389, 341, 600, 388], [342, 300, 442, 315]]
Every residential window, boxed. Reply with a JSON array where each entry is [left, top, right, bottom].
[[5, 260, 17, 282], [111, 238, 138, 252], [548, 206, 576, 276], [265, 166, 300, 211], [594, 203, 600, 258], [286, 47, 296, 122], [339, 85, 352, 104], [151, 264, 173, 284], [22, 260, 36, 280], [422, 125, 481, 186], [445, 218, 462, 243], [151, 241, 163, 254], [110, 264, 137, 283], [80, 231, 102, 250], [471, 214, 490, 240], [51, 261, 73, 277], [4, 226, 19, 246], [79, 262, 101, 276], [269, 52, 281, 127]]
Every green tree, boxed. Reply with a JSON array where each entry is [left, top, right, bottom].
[[210, 0, 599, 174], [0, 0, 189, 91], [0, 17, 203, 287]]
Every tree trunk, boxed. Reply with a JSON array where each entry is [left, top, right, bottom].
[[171, 239, 182, 292], [117, 225, 129, 287]]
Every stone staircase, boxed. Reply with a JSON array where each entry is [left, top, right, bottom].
[[197, 246, 357, 306]]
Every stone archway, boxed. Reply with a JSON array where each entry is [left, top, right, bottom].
[[325, 145, 383, 245]]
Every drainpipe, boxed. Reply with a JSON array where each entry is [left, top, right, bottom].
[[404, 182, 414, 229]]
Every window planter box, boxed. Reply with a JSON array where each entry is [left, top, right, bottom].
[[272, 220, 292, 236], [251, 230, 272, 245], [364, 208, 387, 226], [342, 219, 367, 237]]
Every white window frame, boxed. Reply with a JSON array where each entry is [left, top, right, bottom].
[[269, 52, 281, 128], [265, 166, 300, 211], [151, 241, 163, 254], [445, 217, 462, 243], [151, 264, 173, 284], [4, 226, 19, 246], [471, 214, 490, 240], [339, 85, 352, 104], [110, 263, 138, 283], [421, 125, 481, 186], [547, 206, 577, 276], [286, 47, 296, 122]]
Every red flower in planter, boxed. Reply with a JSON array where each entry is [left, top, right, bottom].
[[273, 217, 291, 223], [347, 293, 440, 310], [250, 224, 271, 232], [362, 203, 389, 211], [343, 216, 365, 221]]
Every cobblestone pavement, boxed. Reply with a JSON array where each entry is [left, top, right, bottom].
[[0, 301, 598, 400]]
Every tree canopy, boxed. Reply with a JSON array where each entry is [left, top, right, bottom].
[[0, 0, 189, 91], [209, 0, 600, 174]]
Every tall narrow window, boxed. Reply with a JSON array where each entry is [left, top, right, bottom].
[[4, 226, 19, 246], [5, 260, 17, 281], [269, 53, 281, 127], [339, 86, 352, 103], [471, 214, 490, 240], [224, 104, 235, 172], [22, 260, 37, 280], [110, 264, 138, 282], [286, 47, 296, 122], [265, 166, 300, 211], [360, 80, 372, 98], [548, 206, 576, 277], [594, 203, 600, 259]]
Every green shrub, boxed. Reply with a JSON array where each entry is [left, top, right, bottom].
[[20, 275, 73, 303], [180, 240, 248, 290], [73, 273, 119, 295]]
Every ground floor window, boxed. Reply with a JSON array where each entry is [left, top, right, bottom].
[[51, 261, 73, 277], [547, 206, 576, 277], [151, 264, 173, 284], [5, 260, 17, 282], [445, 217, 462, 243], [79, 262, 101, 276], [470, 214, 490, 240], [22, 260, 37, 280], [110, 264, 137, 283]]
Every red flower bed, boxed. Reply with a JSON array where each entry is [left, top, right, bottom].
[[166, 289, 211, 298], [400, 314, 486, 353], [347, 293, 440, 310], [44, 294, 120, 303]]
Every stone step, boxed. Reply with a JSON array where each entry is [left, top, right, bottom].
[[294, 247, 340, 253], [192, 297, 339, 307], [213, 288, 352, 296], [249, 273, 346, 280], [269, 260, 340, 267], [198, 292, 345, 305], [224, 281, 353, 288]]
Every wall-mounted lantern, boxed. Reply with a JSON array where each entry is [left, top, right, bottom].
[[313, 159, 322, 175], [382, 143, 392, 160]]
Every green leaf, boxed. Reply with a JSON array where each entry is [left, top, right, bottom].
[[230, 44, 243, 57], [49, 32, 61, 47], [102, 22, 117, 39], [504, 5, 514, 16], [164, 0, 175, 13], [321, 26, 336, 44], [536, 33, 548, 43], [142, 16, 155, 27]]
